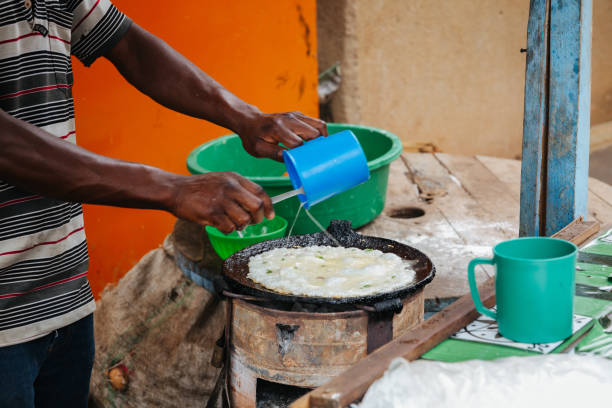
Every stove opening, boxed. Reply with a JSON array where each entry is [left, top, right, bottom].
[[256, 378, 310, 408]]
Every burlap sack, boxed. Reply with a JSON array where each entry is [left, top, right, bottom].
[[89, 220, 225, 407]]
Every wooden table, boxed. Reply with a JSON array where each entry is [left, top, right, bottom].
[[359, 153, 612, 299]]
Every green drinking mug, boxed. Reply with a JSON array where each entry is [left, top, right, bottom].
[[468, 237, 577, 343]]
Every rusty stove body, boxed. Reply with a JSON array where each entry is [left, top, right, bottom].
[[225, 289, 425, 407]]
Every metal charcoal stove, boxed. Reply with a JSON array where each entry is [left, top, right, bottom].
[[221, 220, 436, 407]]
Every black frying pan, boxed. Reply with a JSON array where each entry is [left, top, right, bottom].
[[222, 220, 435, 305]]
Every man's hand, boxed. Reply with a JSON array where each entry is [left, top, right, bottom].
[[237, 111, 328, 161], [172, 172, 274, 233]]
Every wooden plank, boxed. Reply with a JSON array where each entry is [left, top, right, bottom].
[[587, 178, 612, 224], [552, 216, 600, 245], [404, 153, 517, 242], [545, 0, 592, 236], [434, 153, 519, 227], [586, 186, 612, 224], [477, 155, 612, 224], [589, 177, 612, 207], [380, 158, 420, 208], [519, 0, 550, 237], [291, 218, 599, 408], [399, 153, 449, 202], [476, 155, 522, 202]]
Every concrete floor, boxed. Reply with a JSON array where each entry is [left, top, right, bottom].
[[590, 145, 612, 185]]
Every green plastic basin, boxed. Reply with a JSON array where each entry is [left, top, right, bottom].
[[187, 123, 402, 235]]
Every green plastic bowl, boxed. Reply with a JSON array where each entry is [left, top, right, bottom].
[[188, 123, 402, 235], [205, 216, 288, 260]]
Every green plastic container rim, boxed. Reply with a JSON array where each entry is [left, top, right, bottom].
[[205, 216, 288, 240], [186, 123, 403, 187]]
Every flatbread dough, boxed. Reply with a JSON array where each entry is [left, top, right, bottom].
[[247, 246, 416, 298]]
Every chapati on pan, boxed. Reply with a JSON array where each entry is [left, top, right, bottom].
[[247, 246, 416, 298]]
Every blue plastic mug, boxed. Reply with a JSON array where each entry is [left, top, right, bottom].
[[282, 130, 370, 209]]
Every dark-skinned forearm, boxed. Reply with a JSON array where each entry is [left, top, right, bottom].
[[105, 24, 258, 135], [104, 23, 327, 162], [0, 110, 178, 211]]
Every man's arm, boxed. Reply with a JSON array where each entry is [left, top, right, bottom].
[[0, 110, 273, 233], [105, 23, 327, 161]]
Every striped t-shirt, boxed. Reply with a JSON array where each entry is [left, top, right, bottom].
[[0, 0, 131, 346]]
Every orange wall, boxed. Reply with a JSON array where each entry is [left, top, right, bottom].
[[72, 0, 319, 298]]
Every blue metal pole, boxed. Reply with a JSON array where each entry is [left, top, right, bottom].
[[520, 0, 550, 237], [545, 0, 592, 236], [519, 0, 592, 236]]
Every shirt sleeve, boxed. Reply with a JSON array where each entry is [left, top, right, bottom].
[[69, 0, 132, 67]]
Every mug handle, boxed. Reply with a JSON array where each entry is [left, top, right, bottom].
[[468, 258, 497, 320]]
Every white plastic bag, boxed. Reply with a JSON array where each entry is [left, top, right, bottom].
[[358, 354, 612, 408]]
